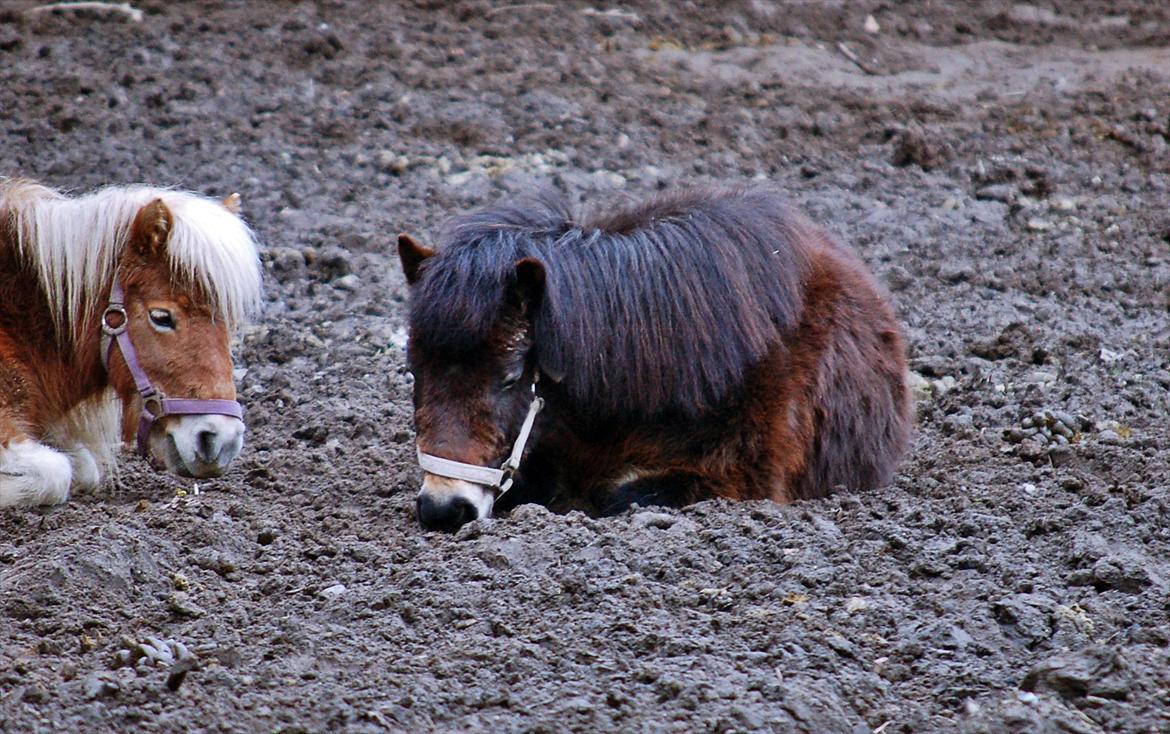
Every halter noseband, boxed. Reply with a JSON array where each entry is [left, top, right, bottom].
[[415, 374, 545, 497], [101, 282, 245, 456]]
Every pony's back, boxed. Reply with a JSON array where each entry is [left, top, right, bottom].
[[414, 188, 825, 423]]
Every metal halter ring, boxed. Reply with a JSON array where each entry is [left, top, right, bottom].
[[101, 304, 128, 336], [142, 394, 165, 417]]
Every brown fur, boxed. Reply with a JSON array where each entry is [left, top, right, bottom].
[[0, 199, 236, 454], [402, 188, 912, 515]]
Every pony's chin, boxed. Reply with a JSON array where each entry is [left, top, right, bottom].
[[417, 475, 494, 532], [148, 414, 245, 479]]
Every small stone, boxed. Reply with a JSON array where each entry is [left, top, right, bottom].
[[938, 260, 974, 284], [907, 371, 932, 402], [975, 184, 1017, 203], [389, 156, 411, 174], [1026, 218, 1052, 232], [863, 14, 880, 34], [1098, 347, 1122, 363], [454, 518, 493, 541], [83, 673, 118, 700], [631, 511, 677, 530], [1051, 411, 1076, 429], [142, 637, 175, 666], [319, 583, 347, 599], [884, 265, 914, 292], [317, 247, 354, 279], [1092, 554, 1154, 592], [930, 375, 957, 396], [943, 413, 973, 433], [891, 125, 953, 171], [375, 150, 395, 168], [166, 656, 199, 692], [333, 274, 361, 292], [167, 592, 207, 618], [1023, 369, 1058, 385], [269, 247, 306, 273], [0, 27, 24, 53], [1097, 430, 1122, 445]]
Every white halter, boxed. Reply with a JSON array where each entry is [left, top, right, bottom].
[[415, 374, 544, 497]]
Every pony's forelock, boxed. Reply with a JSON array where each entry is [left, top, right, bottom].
[[0, 179, 262, 344]]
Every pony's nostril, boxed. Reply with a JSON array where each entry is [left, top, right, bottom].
[[195, 430, 219, 464], [417, 494, 477, 532]]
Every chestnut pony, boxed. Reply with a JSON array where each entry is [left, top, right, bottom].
[[0, 179, 261, 508], [399, 188, 912, 532]]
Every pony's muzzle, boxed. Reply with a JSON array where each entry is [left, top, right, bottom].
[[416, 475, 494, 532], [151, 414, 245, 478]]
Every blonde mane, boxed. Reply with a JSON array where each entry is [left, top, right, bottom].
[[0, 179, 262, 344], [0, 179, 263, 482]]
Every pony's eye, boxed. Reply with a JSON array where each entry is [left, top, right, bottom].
[[148, 309, 176, 330], [500, 373, 522, 391]]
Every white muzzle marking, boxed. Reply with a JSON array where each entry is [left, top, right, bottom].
[[149, 414, 244, 478], [419, 474, 495, 520]]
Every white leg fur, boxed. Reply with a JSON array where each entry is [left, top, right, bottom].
[[64, 445, 101, 491], [45, 388, 121, 491], [0, 440, 73, 508]]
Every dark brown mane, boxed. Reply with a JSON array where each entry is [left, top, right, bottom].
[[409, 187, 819, 422]]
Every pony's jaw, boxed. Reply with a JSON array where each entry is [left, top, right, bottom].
[[149, 414, 244, 478], [416, 475, 494, 532]]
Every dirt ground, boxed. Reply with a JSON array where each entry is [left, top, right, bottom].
[[2, 1, 1169, 732]]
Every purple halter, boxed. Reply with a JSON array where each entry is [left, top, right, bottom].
[[101, 282, 245, 456]]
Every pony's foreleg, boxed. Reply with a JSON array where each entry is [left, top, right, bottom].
[[602, 471, 715, 515], [62, 445, 101, 491], [0, 439, 73, 508]]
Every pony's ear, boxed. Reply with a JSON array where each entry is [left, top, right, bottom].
[[512, 257, 564, 382], [398, 233, 434, 286], [222, 192, 242, 214], [130, 198, 173, 257], [510, 257, 546, 313]]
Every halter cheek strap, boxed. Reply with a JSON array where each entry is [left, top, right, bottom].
[[415, 375, 544, 498], [102, 282, 245, 456]]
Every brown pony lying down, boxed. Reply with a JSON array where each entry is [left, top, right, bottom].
[[399, 187, 911, 532]]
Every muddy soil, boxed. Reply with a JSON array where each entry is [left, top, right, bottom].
[[2, 1, 1170, 732]]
